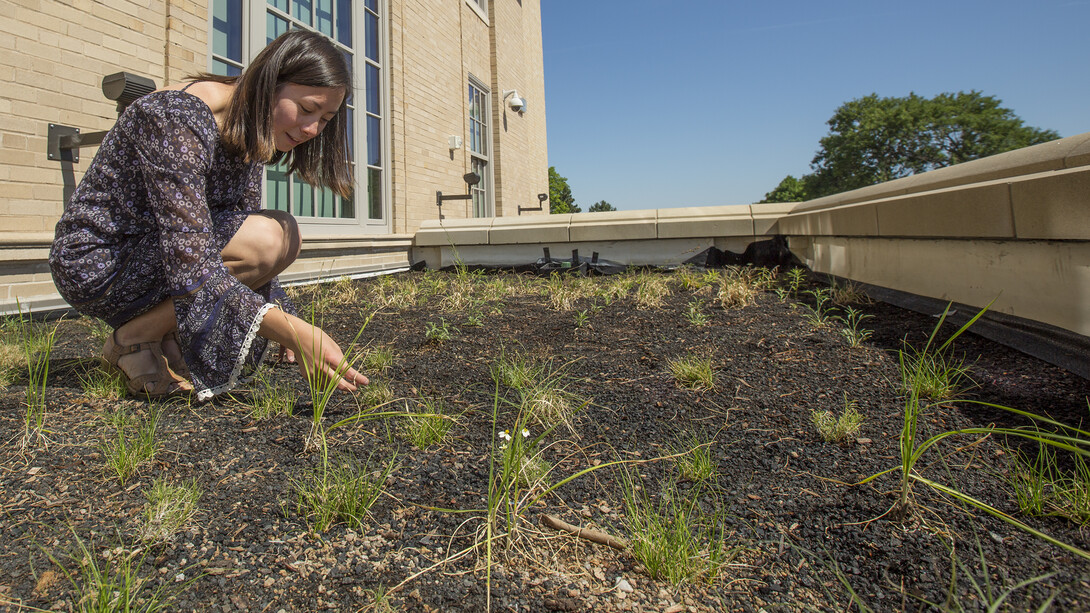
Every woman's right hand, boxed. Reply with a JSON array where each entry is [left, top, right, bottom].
[[260, 309, 368, 392]]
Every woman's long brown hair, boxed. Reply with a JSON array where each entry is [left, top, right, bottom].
[[189, 30, 354, 198]]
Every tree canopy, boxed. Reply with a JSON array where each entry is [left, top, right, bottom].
[[588, 200, 617, 212], [548, 166, 581, 214], [760, 175, 807, 204], [762, 91, 1060, 202]]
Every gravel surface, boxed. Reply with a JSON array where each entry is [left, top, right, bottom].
[[2, 269, 1089, 612]]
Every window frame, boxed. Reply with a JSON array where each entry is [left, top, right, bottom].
[[207, 0, 391, 236], [467, 75, 494, 218], [464, 0, 488, 24]]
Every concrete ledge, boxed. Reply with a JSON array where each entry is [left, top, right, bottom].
[[1011, 166, 1090, 240], [750, 202, 797, 235], [569, 209, 657, 242], [415, 218, 491, 247], [776, 202, 878, 237], [801, 237, 1090, 338], [490, 214, 571, 244], [657, 205, 753, 239], [876, 182, 1014, 238]]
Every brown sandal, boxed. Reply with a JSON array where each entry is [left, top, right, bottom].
[[163, 330, 192, 381], [102, 330, 193, 398]]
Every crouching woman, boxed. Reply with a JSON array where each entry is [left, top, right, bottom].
[[49, 30, 367, 401]]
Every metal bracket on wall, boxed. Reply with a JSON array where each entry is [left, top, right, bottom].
[[47, 124, 108, 163]]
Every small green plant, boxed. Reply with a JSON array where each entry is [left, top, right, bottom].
[[139, 477, 202, 544], [774, 286, 790, 303], [424, 319, 454, 343], [812, 395, 865, 443], [358, 378, 395, 412], [247, 367, 296, 420], [293, 450, 397, 531], [497, 425, 551, 490], [799, 287, 835, 328], [667, 353, 716, 390], [399, 397, 454, 448], [899, 332, 974, 401], [465, 311, 485, 327], [621, 473, 740, 584], [519, 375, 583, 433], [684, 299, 709, 327], [573, 309, 589, 328], [78, 366, 127, 401], [361, 344, 394, 372], [49, 532, 195, 613], [100, 407, 159, 484], [490, 349, 543, 390], [1009, 442, 1090, 525], [671, 432, 716, 482], [835, 306, 874, 348], [22, 317, 59, 448], [299, 317, 371, 453], [785, 267, 807, 294]]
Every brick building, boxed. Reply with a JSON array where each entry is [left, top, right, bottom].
[[0, 0, 549, 313]]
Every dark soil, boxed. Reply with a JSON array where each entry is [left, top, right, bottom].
[[3, 269, 1090, 612]]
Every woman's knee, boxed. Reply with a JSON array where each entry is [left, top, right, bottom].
[[224, 211, 301, 279], [262, 210, 301, 266]]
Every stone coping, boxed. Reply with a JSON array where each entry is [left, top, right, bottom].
[[797, 131, 1090, 212]]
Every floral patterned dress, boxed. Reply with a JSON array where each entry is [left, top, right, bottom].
[[49, 89, 294, 401]]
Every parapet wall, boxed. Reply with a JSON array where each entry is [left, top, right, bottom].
[[415, 132, 1090, 343]]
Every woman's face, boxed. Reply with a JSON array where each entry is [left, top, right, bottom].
[[271, 83, 345, 152]]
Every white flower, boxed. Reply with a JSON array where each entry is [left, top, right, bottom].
[[498, 430, 512, 441], [521, 428, 530, 438]]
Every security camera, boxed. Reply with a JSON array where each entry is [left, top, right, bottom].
[[503, 89, 527, 114]]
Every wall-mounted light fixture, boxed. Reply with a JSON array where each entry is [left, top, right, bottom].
[[448, 135, 463, 150], [502, 89, 526, 114], [48, 72, 157, 163], [435, 172, 482, 220], [519, 192, 549, 215]]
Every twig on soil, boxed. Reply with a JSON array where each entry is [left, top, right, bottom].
[[539, 514, 629, 551]]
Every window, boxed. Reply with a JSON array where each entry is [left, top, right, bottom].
[[468, 78, 492, 218], [208, 0, 388, 230]]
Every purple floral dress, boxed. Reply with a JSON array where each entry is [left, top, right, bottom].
[[49, 89, 294, 401]]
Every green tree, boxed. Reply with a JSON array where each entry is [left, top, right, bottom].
[[548, 166, 581, 214], [760, 175, 808, 203], [800, 91, 1059, 199], [588, 200, 617, 212]]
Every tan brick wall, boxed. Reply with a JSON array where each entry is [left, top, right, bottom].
[[488, 0, 548, 218], [0, 0, 205, 238], [387, 0, 548, 232]]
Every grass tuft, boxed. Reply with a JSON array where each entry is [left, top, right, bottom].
[[667, 353, 716, 390], [100, 408, 159, 485], [812, 395, 865, 443], [622, 474, 741, 585], [671, 432, 717, 482], [139, 477, 202, 544], [293, 451, 397, 531], [399, 397, 454, 449]]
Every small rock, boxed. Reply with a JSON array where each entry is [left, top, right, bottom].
[[665, 606, 684, 613], [856, 438, 872, 445], [615, 578, 633, 593], [174, 573, 186, 582]]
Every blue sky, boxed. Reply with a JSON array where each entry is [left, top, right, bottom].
[[540, 0, 1090, 210]]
